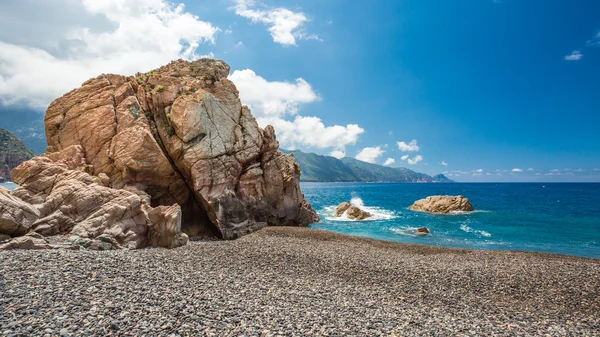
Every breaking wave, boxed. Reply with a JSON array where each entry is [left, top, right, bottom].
[[322, 197, 398, 222], [460, 224, 491, 237]]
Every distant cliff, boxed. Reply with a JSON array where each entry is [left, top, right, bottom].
[[283, 150, 453, 183], [0, 128, 34, 182]]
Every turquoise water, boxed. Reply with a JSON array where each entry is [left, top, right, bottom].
[[302, 182, 600, 259]]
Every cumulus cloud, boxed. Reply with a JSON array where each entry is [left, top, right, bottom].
[[528, 168, 535, 171], [356, 146, 385, 164], [230, 68, 364, 153], [511, 168, 523, 172], [229, 69, 320, 117], [401, 155, 409, 161], [474, 169, 483, 173], [564, 50, 583, 61], [259, 116, 364, 150], [232, 0, 319, 46], [229, 68, 363, 152], [407, 155, 423, 165], [396, 139, 420, 152], [329, 150, 345, 159], [0, 0, 219, 108], [383, 158, 395, 166], [442, 161, 448, 166]]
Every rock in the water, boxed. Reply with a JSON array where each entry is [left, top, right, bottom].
[[415, 227, 430, 235], [409, 195, 474, 214], [334, 202, 351, 217], [334, 202, 372, 220], [0, 236, 52, 250], [0, 187, 39, 236], [4, 57, 317, 248]]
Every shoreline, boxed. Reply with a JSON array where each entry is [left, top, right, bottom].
[[2, 226, 599, 335]]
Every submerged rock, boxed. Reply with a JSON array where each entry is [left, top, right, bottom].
[[334, 202, 372, 220], [0, 58, 318, 249], [409, 195, 474, 214], [415, 227, 430, 235]]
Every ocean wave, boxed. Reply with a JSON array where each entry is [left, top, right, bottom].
[[460, 224, 491, 237], [321, 197, 398, 222]]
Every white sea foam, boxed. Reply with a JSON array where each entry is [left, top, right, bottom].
[[460, 224, 491, 237], [322, 197, 397, 222], [390, 227, 428, 237]]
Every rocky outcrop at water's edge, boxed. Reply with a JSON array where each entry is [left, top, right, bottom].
[[0, 58, 318, 249]]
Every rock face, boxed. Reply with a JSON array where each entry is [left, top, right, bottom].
[[3, 58, 317, 246], [0, 187, 39, 236], [0, 128, 34, 182], [334, 202, 372, 220], [7, 146, 188, 249], [409, 196, 474, 214]]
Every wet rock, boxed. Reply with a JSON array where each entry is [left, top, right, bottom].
[[415, 227, 430, 235], [334, 202, 372, 220]]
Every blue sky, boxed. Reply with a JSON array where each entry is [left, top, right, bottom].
[[0, 0, 599, 181]]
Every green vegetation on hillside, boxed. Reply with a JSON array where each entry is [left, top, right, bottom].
[[0, 128, 34, 158], [283, 150, 453, 183]]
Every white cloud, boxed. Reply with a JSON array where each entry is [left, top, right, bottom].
[[441, 161, 448, 166], [401, 155, 409, 161], [574, 168, 584, 172], [550, 169, 561, 173], [511, 168, 523, 172], [396, 139, 420, 152], [594, 168, 600, 171], [356, 146, 385, 164], [407, 155, 423, 165], [474, 169, 483, 173], [528, 168, 534, 171], [383, 158, 395, 166], [229, 69, 320, 117], [329, 150, 345, 159], [564, 50, 583, 61], [0, 0, 219, 108], [230, 68, 364, 152], [260, 116, 364, 151], [232, 0, 319, 46]]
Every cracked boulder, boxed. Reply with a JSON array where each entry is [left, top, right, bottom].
[[37, 58, 318, 240]]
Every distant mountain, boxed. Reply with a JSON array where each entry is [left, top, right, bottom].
[[0, 128, 35, 182], [0, 105, 46, 154], [283, 150, 453, 183]]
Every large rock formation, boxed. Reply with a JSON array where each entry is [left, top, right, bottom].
[[1, 58, 317, 248], [409, 195, 474, 214], [0, 128, 34, 182]]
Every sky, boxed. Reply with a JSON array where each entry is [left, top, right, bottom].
[[0, 0, 599, 182]]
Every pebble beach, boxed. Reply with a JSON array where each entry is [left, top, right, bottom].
[[1, 227, 599, 336]]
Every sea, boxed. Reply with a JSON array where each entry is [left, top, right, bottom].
[[302, 182, 600, 259]]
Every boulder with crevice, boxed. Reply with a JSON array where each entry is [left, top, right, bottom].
[[334, 202, 372, 220]]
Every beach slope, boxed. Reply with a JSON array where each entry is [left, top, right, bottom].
[[1, 227, 598, 335]]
